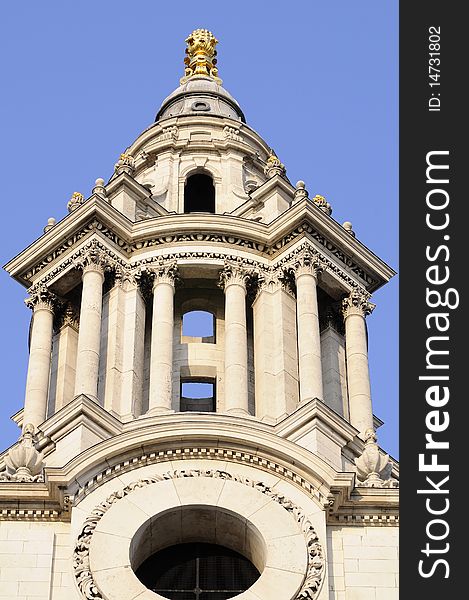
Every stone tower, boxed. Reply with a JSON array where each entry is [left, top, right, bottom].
[[0, 30, 398, 600]]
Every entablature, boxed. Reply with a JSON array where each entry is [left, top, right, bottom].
[[4, 195, 394, 294], [0, 398, 398, 524]]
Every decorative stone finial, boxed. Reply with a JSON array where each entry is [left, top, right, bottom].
[[355, 428, 395, 488], [294, 180, 309, 202], [264, 150, 286, 179], [92, 178, 107, 197], [43, 217, 56, 233], [180, 29, 222, 84], [312, 194, 332, 216], [67, 192, 85, 213], [0, 424, 44, 483], [114, 153, 135, 176], [343, 221, 355, 237]]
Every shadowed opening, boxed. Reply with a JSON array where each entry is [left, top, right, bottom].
[[184, 173, 215, 213], [135, 542, 260, 599], [180, 380, 215, 412]]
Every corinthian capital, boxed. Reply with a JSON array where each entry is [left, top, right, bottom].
[[73, 241, 110, 275], [342, 288, 375, 319], [24, 284, 57, 312], [140, 259, 179, 289], [218, 259, 253, 292], [291, 248, 324, 279], [256, 266, 284, 294]]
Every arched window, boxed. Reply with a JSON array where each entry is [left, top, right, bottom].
[[182, 310, 215, 341], [184, 173, 215, 213]]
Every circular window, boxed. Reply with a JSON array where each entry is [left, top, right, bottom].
[[130, 506, 266, 599], [136, 541, 260, 599], [191, 100, 211, 112], [87, 475, 312, 600]]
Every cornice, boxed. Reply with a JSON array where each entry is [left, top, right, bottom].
[[276, 398, 358, 445], [4, 197, 394, 293], [39, 395, 122, 447], [3, 197, 133, 284], [327, 486, 399, 526], [0, 406, 399, 523], [249, 173, 296, 201], [105, 171, 153, 201]]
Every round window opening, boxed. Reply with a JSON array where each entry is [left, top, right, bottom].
[[136, 542, 260, 599], [130, 506, 266, 600]]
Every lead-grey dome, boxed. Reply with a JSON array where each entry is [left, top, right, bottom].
[[155, 76, 245, 122]]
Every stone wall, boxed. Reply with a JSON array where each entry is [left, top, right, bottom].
[[327, 525, 399, 600], [0, 521, 71, 600]]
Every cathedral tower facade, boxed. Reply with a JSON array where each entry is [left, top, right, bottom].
[[0, 30, 398, 600]]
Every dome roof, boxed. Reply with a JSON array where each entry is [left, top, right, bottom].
[[155, 75, 245, 123]]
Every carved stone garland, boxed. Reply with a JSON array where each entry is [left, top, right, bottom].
[[73, 469, 325, 600]]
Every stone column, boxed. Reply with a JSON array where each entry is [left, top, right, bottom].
[[220, 262, 250, 414], [23, 286, 56, 430], [74, 245, 107, 400], [293, 249, 324, 404], [252, 267, 299, 421], [49, 304, 79, 412], [120, 271, 146, 418], [148, 261, 178, 414], [342, 289, 376, 437]]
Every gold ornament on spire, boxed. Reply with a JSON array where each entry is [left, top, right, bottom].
[[180, 29, 222, 85]]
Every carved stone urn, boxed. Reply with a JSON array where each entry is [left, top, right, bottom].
[[4, 423, 44, 482]]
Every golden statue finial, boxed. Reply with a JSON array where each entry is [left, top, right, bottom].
[[180, 29, 222, 85]]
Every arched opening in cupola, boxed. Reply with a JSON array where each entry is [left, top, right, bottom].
[[184, 172, 215, 213]]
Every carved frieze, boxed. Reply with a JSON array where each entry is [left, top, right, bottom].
[[22, 215, 377, 290], [223, 125, 243, 142], [158, 125, 179, 142]]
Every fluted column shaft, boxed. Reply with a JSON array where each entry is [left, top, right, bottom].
[[294, 251, 324, 403], [23, 289, 55, 429], [220, 264, 249, 414], [148, 263, 178, 413], [343, 290, 375, 437], [74, 252, 106, 399]]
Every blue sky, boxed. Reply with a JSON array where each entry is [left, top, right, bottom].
[[0, 1, 398, 457]]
